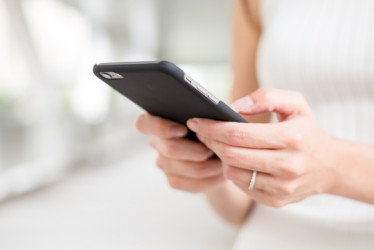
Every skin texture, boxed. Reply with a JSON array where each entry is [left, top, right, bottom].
[[187, 87, 374, 206], [136, 0, 374, 225], [188, 88, 333, 207], [136, 113, 225, 194]]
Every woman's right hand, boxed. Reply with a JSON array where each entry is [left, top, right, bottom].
[[136, 113, 225, 193]]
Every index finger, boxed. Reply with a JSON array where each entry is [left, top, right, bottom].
[[187, 118, 287, 149], [136, 113, 188, 139]]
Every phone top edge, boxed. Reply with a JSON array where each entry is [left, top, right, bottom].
[[95, 60, 163, 66], [93, 60, 179, 70], [93, 60, 184, 76], [157, 61, 185, 77]]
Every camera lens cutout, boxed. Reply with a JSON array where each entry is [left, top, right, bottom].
[[100, 72, 112, 79], [99, 72, 124, 80]]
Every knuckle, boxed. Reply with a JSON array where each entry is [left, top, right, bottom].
[[279, 182, 297, 196], [287, 155, 305, 177], [291, 91, 310, 112], [167, 176, 182, 190], [223, 165, 236, 181], [257, 87, 269, 97], [191, 169, 203, 179], [275, 155, 303, 177], [226, 129, 246, 145], [155, 155, 166, 170], [191, 163, 207, 178], [256, 88, 276, 112], [273, 155, 290, 171], [195, 150, 213, 162], [285, 132, 305, 150], [167, 176, 202, 194], [148, 137, 157, 149], [257, 87, 272, 102], [163, 141, 179, 158], [220, 147, 237, 164], [269, 198, 288, 208]]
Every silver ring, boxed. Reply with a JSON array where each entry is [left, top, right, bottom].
[[248, 170, 257, 190]]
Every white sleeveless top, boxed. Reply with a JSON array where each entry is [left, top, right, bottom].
[[232, 1, 374, 249]]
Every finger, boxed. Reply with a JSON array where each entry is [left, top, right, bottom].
[[223, 164, 292, 197], [149, 136, 214, 161], [199, 138, 297, 177], [189, 118, 287, 149], [232, 88, 312, 119], [157, 155, 222, 179], [222, 164, 271, 191], [136, 113, 187, 139], [235, 183, 290, 208], [166, 174, 225, 193]]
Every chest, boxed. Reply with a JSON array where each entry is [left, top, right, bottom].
[[257, 0, 374, 101]]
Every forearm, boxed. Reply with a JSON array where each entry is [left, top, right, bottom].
[[327, 136, 374, 204], [205, 180, 252, 226]]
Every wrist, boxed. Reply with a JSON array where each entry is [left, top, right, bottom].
[[318, 134, 341, 195], [321, 136, 374, 204]]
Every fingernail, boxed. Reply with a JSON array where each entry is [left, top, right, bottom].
[[232, 96, 254, 112], [170, 125, 187, 137], [187, 119, 199, 132]]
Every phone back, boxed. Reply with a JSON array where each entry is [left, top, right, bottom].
[[93, 61, 247, 140]]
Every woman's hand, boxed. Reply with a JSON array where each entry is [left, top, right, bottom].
[[187, 88, 335, 207], [136, 113, 225, 193]]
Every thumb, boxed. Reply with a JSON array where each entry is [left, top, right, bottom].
[[232, 88, 312, 118]]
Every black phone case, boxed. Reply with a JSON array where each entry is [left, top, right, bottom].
[[93, 61, 247, 140]]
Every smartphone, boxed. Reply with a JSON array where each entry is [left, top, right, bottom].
[[93, 61, 247, 140]]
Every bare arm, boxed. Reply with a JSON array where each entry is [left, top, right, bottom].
[[327, 138, 374, 204], [205, 0, 270, 225]]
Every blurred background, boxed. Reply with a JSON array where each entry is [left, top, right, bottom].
[[0, 0, 238, 249]]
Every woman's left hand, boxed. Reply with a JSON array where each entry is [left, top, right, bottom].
[[187, 88, 335, 207]]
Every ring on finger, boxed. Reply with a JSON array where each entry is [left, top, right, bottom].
[[248, 170, 257, 190]]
